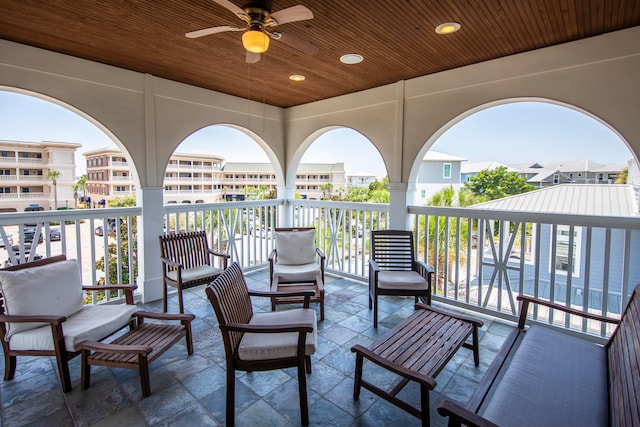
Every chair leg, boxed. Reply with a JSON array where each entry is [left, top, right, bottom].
[[353, 352, 363, 400], [80, 349, 91, 390], [226, 367, 236, 427], [177, 286, 185, 314], [373, 295, 379, 328], [305, 355, 312, 374], [3, 353, 16, 380], [139, 355, 151, 397], [55, 353, 72, 392], [297, 361, 310, 425], [163, 282, 168, 313]]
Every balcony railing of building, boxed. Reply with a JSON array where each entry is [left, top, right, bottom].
[[0, 199, 636, 341]]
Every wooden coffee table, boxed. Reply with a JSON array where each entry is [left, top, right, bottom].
[[270, 271, 324, 320], [351, 303, 483, 426]]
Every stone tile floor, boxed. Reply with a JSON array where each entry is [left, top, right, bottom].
[[0, 269, 513, 426]]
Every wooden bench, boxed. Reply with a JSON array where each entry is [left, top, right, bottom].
[[159, 231, 230, 313], [77, 311, 195, 397], [437, 285, 640, 427], [351, 303, 483, 426]]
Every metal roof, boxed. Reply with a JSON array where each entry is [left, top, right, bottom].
[[471, 184, 638, 216]]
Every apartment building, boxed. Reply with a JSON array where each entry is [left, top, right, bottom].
[[0, 140, 80, 212], [85, 148, 225, 205], [222, 162, 346, 200], [85, 149, 346, 204]]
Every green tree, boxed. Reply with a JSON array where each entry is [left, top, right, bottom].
[[108, 195, 136, 207], [47, 170, 61, 209], [464, 166, 535, 201], [615, 168, 628, 184], [345, 186, 368, 202], [367, 176, 389, 203], [73, 174, 87, 208], [320, 183, 333, 199]]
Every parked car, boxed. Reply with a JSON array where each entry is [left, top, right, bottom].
[[23, 228, 43, 244], [49, 228, 61, 241], [0, 234, 14, 248]]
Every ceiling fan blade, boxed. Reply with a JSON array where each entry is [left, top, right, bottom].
[[276, 32, 319, 56], [268, 5, 313, 26], [246, 51, 261, 64], [186, 25, 243, 39], [211, 0, 249, 21]]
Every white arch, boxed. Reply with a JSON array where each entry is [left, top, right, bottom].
[[408, 97, 638, 186], [0, 86, 141, 190]]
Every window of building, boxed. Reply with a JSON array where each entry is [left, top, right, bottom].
[[553, 225, 581, 276], [0, 187, 10, 193], [553, 174, 559, 184], [443, 163, 452, 179], [421, 189, 426, 198]]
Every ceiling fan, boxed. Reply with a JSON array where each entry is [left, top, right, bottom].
[[186, 0, 318, 63]]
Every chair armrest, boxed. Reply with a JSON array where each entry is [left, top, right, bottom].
[[268, 249, 277, 262], [0, 313, 66, 324], [77, 340, 152, 356], [413, 260, 434, 277], [351, 344, 436, 389], [249, 289, 315, 299], [437, 399, 499, 427], [225, 322, 313, 334], [369, 259, 380, 272], [415, 303, 484, 328], [207, 248, 230, 259], [516, 295, 621, 329], [159, 256, 183, 269], [315, 248, 326, 260], [134, 311, 195, 323]]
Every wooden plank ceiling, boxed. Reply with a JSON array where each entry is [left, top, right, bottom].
[[1, 0, 639, 108]]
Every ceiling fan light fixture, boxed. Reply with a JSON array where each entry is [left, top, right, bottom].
[[289, 74, 305, 81], [435, 22, 461, 34], [242, 29, 270, 53]]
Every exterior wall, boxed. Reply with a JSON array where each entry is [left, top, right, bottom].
[[414, 160, 463, 204], [0, 140, 79, 211]]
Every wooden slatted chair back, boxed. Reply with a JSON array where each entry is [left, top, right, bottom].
[[205, 262, 254, 355], [160, 231, 211, 271], [606, 285, 640, 426], [371, 230, 415, 271]]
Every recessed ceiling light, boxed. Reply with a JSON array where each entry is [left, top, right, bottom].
[[435, 22, 461, 34], [289, 74, 305, 82], [340, 54, 363, 64]]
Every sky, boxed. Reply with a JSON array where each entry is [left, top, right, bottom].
[[0, 91, 633, 179]]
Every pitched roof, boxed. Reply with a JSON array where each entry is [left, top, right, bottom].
[[471, 184, 638, 216], [422, 151, 467, 162], [461, 161, 518, 174], [222, 162, 345, 173]]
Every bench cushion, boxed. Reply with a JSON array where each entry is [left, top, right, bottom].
[[377, 270, 428, 290], [166, 264, 222, 284], [238, 308, 317, 360], [8, 304, 138, 352], [0, 259, 83, 338], [273, 262, 320, 282], [480, 325, 608, 427]]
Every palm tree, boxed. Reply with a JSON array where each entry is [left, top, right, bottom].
[[73, 174, 87, 208], [47, 170, 61, 210]]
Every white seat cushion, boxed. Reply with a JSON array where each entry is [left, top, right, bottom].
[[238, 308, 317, 361], [273, 263, 320, 282], [167, 264, 221, 284], [0, 259, 84, 338], [275, 230, 316, 265], [377, 270, 428, 290], [8, 304, 138, 352]]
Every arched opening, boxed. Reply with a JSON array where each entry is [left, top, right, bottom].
[[298, 127, 387, 201], [413, 100, 636, 207], [172, 124, 275, 203]]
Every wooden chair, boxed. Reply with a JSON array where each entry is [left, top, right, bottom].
[[205, 262, 317, 426], [159, 230, 230, 313], [369, 230, 434, 327], [0, 255, 138, 392], [269, 227, 325, 320]]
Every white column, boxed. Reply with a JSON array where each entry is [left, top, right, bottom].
[[388, 181, 412, 230], [277, 185, 296, 228], [136, 186, 164, 303]]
